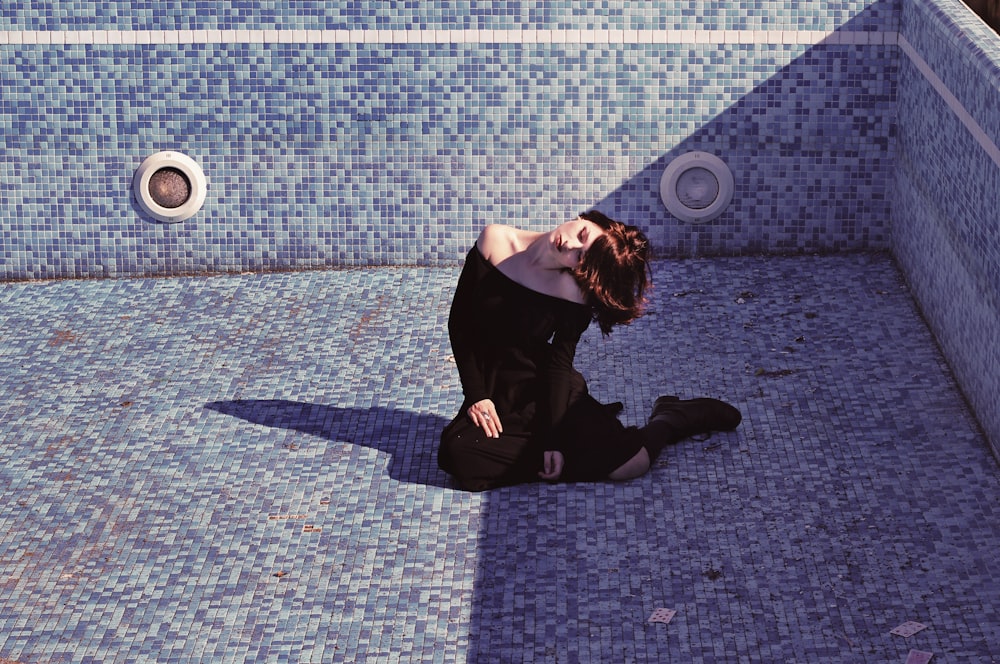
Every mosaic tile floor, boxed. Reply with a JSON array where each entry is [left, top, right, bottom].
[[1, 254, 998, 663]]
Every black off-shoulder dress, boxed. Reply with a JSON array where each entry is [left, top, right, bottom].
[[438, 245, 645, 491]]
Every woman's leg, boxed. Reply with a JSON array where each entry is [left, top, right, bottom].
[[608, 446, 650, 480], [438, 416, 539, 491]]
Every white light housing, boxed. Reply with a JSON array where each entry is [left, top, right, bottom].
[[659, 151, 734, 224], [133, 151, 207, 223]]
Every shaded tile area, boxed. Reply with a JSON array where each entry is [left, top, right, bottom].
[[1, 254, 998, 663], [895, 0, 1000, 469]]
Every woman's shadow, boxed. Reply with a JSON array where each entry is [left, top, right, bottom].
[[204, 399, 455, 489]]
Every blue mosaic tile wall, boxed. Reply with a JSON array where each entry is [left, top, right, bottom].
[[0, 1, 899, 279], [894, 0, 1000, 457]]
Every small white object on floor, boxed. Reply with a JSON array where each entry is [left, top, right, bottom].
[[905, 649, 933, 664], [648, 608, 676, 625], [891, 621, 928, 638]]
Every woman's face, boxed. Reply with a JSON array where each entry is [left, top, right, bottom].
[[550, 217, 605, 269]]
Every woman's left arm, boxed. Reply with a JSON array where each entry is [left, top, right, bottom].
[[540, 307, 591, 430], [535, 309, 589, 482]]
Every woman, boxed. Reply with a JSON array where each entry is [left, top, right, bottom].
[[438, 210, 741, 491]]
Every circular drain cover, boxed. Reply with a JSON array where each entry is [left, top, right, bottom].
[[148, 167, 191, 209]]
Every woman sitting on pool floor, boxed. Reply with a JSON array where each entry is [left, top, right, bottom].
[[437, 210, 741, 491]]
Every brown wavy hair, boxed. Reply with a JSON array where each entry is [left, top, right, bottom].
[[573, 210, 651, 335]]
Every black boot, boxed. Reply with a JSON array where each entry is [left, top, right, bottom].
[[641, 395, 742, 461], [650, 395, 741, 433]]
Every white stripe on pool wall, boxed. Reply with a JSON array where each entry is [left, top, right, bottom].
[[0, 28, 895, 46], [898, 33, 1000, 168]]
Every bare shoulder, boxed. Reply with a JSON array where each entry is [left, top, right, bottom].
[[477, 224, 521, 263], [478, 224, 587, 304]]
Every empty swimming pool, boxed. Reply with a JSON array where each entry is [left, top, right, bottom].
[[2, 1, 998, 661]]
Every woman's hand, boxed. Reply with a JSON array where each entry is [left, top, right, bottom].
[[468, 399, 503, 438], [538, 450, 564, 481]]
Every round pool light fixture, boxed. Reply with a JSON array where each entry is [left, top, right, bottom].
[[133, 151, 207, 223], [659, 151, 734, 224]]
